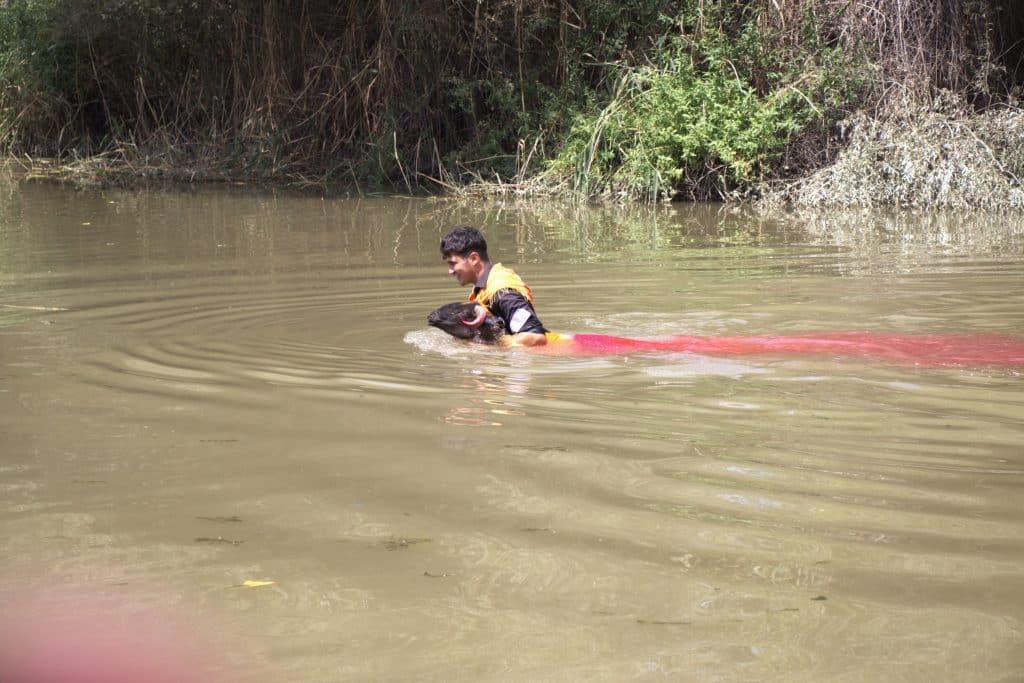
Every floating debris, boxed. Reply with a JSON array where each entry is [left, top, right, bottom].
[[380, 537, 431, 551], [636, 619, 692, 626], [194, 536, 244, 545], [503, 444, 569, 453], [0, 303, 69, 311]]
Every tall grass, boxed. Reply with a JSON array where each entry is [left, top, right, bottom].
[[0, 0, 669, 186]]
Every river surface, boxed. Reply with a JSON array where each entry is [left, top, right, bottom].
[[1, 176, 1023, 682]]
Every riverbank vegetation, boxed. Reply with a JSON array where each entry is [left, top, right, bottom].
[[1, 1, 1021, 206]]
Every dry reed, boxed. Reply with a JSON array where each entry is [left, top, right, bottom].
[[770, 94, 1024, 209]]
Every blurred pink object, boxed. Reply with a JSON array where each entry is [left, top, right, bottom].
[[0, 593, 226, 683]]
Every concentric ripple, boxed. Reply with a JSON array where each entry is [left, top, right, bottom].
[[63, 276, 453, 410]]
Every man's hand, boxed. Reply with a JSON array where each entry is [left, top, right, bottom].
[[504, 332, 547, 347]]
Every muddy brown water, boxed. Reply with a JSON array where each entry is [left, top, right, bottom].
[[1, 176, 1023, 682]]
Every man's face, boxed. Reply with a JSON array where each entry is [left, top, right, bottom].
[[445, 252, 479, 287]]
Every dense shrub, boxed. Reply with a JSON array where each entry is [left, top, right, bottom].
[[543, 11, 860, 202]]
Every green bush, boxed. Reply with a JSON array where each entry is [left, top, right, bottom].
[[546, 4, 862, 201], [550, 55, 805, 200]]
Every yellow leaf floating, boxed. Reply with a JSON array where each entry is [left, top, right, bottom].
[[241, 580, 276, 588]]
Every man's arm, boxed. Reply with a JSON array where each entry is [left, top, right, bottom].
[[503, 331, 547, 347], [490, 290, 547, 346]]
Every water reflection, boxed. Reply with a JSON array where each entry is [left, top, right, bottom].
[[442, 369, 529, 427], [792, 207, 1024, 275]]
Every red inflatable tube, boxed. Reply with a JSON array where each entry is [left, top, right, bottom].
[[538, 332, 1024, 367]]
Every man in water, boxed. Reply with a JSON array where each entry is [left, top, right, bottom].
[[440, 225, 548, 347]]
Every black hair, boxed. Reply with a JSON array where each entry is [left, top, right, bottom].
[[440, 225, 489, 260]]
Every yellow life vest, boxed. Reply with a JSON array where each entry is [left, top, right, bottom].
[[469, 263, 534, 309]]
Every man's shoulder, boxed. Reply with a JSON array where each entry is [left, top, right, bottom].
[[490, 288, 531, 305], [487, 263, 526, 284]]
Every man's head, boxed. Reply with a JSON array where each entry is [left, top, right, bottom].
[[441, 225, 490, 287], [427, 301, 505, 344], [440, 225, 489, 260]]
